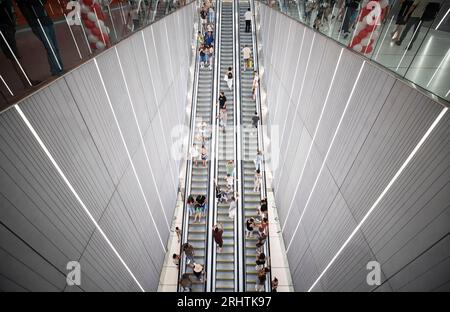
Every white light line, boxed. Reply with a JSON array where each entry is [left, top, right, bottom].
[[435, 8, 450, 30], [145, 30, 177, 193], [396, 21, 422, 72], [0, 74, 14, 96], [281, 47, 343, 232], [14, 104, 145, 292], [0, 30, 32, 86], [374, 15, 395, 60], [107, 5, 118, 40], [78, 12, 92, 54], [64, 14, 82, 59], [37, 18, 62, 71], [276, 32, 316, 192], [275, 27, 305, 191], [286, 61, 366, 252], [446, 89, 450, 97], [120, 3, 127, 25], [114, 47, 170, 230], [308, 106, 448, 291], [426, 48, 450, 88], [93, 59, 167, 252], [94, 10, 107, 45]]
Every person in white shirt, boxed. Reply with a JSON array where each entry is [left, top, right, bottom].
[[242, 45, 252, 71], [244, 8, 252, 32], [190, 144, 200, 166], [228, 196, 237, 219], [254, 150, 263, 171], [396, 0, 429, 50]]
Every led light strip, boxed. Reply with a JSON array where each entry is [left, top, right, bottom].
[[63, 14, 82, 60], [286, 61, 366, 252], [395, 21, 422, 72], [0, 74, 14, 96], [150, 27, 178, 193], [275, 27, 306, 191], [0, 30, 32, 86], [308, 106, 448, 291], [14, 104, 145, 292], [37, 18, 62, 71], [93, 59, 167, 252], [281, 47, 343, 232], [114, 47, 170, 230], [426, 48, 450, 88], [373, 15, 394, 61], [141, 32, 178, 194], [276, 31, 316, 192], [435, 8, 450, 30]]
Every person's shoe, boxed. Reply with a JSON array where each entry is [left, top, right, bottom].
[[395, 41, 402, 46], [343, 33, 349, 39]]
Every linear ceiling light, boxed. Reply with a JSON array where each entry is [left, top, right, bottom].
[[435, 8, 450, 30], [276, 32, 316, 193], [282, 47, 344, 232], [426, 48, 450, 88], [307, 106, 448, 292], [286, 61, 365, 252], [114, 47, 170, 230], [0, 74, 14, 96], [14, 105, 145, 292], [93, 59, 167, 252]]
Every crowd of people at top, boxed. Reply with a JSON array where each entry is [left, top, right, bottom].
[[197, 0, 215, 69], [272, 0, 441, 52], [177, 0, 279, 293]]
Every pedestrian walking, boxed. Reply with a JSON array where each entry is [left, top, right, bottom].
[[173, 253, 180, 267], [242, 45, 252, 71], [190, 144, 200, 166], [225, 66, 233, 90], [16, 0, 64, 76], [252, 71, 259, 100], [213, 223, 224, 252], [179, 273, 192, 292], [201, 144, 208, 166], [228, 196, 237, 219], [175, 226, 181, 243], [254, 169, 261, 192], [244, 7, 252, 32], [182, 242, 195, 263]]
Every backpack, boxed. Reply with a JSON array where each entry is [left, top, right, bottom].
[[421, 2, 441, 21]]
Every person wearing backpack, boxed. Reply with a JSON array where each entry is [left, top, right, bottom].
[[396, 1, 438, 50]]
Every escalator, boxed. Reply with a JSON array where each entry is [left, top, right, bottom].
[[213, 0, 237, 292], [179, 1, 217, 292], [238, 0, 271, 292]]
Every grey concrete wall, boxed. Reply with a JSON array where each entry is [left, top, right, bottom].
[[0, 3, 196, 292], [257, 3, 449, 292]]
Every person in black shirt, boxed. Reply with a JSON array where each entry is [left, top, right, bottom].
[[0, 0, 39, 86], [16, 0, 63, 76], [342, 0, 360, 39], [218, 91, 227, 111], [1, 0, 18, 60]]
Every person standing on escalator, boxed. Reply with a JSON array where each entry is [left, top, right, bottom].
[[245, 7, 252, 33], [213, 223, 224, 253]]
